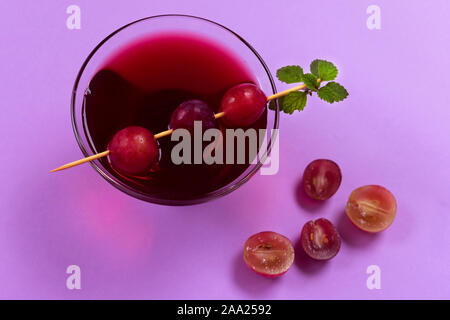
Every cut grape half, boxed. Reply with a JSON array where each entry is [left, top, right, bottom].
[[300, 218, 341, 261], [346, 185, 397, 233], [243, 231, 295, 277], [302, 159, 342, 200]]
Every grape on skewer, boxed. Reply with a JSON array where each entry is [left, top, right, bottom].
[[220, 83, 267, 127], [169, 99, 217, 133], [107, 126, 159, 176], [50, 81, 313, 174]]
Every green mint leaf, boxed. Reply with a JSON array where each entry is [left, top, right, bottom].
[[268, 99, 277, 111], [317, 82, 349, 103], [310, 59, 338, 81], [276, 65, 304, 84], [302, 73, 319, 90], [272, 91, 307, 114]]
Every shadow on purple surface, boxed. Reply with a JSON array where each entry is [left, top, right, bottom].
[[232, 251, 279, 294], [336, 210, 381, 247], [294, 179, 328, 213], [293, 237, 329, 274]]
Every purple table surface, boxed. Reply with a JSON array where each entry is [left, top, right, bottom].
[[1, 0, 449, 299]]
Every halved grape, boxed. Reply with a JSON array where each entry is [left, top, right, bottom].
[[220, 83, 267, 127], [301, 218, 341, 261], [169, 99, 216, 134], [243, 231, 294, 277], [108, 126, 159, 176], [346, 185, 397, 233], [302, 159, 342, 200]]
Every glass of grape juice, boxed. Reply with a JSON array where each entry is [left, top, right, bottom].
[[71, 14, 279, 205]]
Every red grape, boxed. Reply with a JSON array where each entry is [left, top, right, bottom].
[[243, 231, 294, 277], [301, 218, 341, 261], [220, 83, 267, 127], [302, 159, 342, 200], [346, 185, 397, 233], [169, 99, 216, 134], [108, 126, 159, 176]]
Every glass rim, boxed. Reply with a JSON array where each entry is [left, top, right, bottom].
[[71, 14, 279, 206]]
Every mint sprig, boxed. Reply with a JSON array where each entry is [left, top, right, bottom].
[[269, 91, 307, 114], [270, 59, 348, 114], [310, 59, 338, 81], [317, 82, 348, 103], [276, 65, 304, 84], [301, 73, 319, 91]]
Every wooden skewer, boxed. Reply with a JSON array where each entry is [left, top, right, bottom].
[[267, 84, 306, 100], [50, 150, 110, 173], [153, 129, 173, 139], [214, 111, 225, 119], [152, 112, 226, 139], [50, 85, 312, 173]]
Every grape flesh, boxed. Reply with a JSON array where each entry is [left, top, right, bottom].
[[302, 159, 342, 200], [220, 83, 267, 127], [169, 99, 216, 134], [108, 126, 159, 176], [346, 185, 397, 233], [243, 231, 294, 277], [301, 218, 341, 261]]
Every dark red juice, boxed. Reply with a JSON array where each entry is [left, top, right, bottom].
[[83, 33, 267, 201]]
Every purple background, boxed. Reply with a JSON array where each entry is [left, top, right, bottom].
[[1, 0, 449, 299]]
